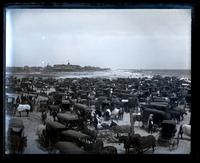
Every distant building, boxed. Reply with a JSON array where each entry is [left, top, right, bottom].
[[6, 62, 110, 73], [51, 62, 81, 72]]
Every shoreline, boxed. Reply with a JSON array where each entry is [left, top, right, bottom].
[[6, 69, 191, 79]]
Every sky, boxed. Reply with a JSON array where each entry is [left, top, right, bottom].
[[6, 9, 191, 69]]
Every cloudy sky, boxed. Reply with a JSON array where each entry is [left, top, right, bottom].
[[6, 9, 191, 69]]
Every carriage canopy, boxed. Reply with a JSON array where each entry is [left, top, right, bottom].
[[57, 112, 79, 122], [61, 130, 91, 140], [46, 120, 67, 131], [9, 118, 24, 132]]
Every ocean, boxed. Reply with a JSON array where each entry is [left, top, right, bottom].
[[6, 69, 191, 80], [55, 69, 191, 80]]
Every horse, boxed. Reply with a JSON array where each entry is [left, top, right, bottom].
[[111, 108, 120, 120], [16, 104, 31, 117], [139, 135, 156, 153], [118, 133, 141, 153], [119, 133, 156, 154]]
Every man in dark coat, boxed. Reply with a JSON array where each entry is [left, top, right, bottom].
[[16, 96, 20, 104]]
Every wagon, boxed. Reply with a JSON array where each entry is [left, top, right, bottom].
[[157, 120, 178, 150], [60, 130, 91, 148], [55, 141, 88, 154]]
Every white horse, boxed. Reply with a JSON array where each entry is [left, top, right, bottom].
[[106, 109, 111, 116], [17, 104, 31, 117], [132, 107, 143, 127], [182, 124, 191, 137], [111, 108, 120, 120], [36, 124, 46, 139]]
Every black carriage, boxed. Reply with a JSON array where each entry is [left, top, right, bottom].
[[60, 130, 91, 149], [157, 120, 178, 149], [141, 102, 169, 112], [57, 112, 80, 129], [61, 100, 71, 111], [141, 108, 171, 128], [55, 141, 88, 154], [7, 118, 27, 154], [45, 120, 68, 145]]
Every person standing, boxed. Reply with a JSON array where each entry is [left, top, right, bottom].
[[178, 125, 183, 139], [16, 96, 20, 104], [148, 114, 154, 134], [93, 113, 98, 130]]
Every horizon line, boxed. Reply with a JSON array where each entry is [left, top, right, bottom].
[[6, 66, 191, 70]]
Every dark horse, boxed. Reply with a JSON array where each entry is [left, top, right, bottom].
[[119, 133, 156, 154]]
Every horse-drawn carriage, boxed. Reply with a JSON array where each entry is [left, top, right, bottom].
[[157, 120, 178, 150], [60, 129, 91, 149], [141, 108, 171, 129], [55, 141, 88, 154], [7, 118, 27, 154]]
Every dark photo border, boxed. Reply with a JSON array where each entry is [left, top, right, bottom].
[[1, 0, 199, 162]]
